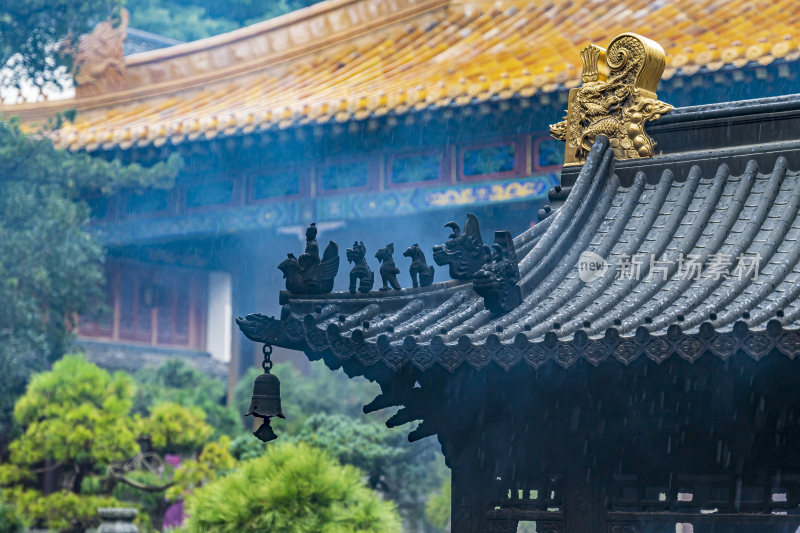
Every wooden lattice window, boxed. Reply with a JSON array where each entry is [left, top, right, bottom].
[[78, 261, 206, 350]]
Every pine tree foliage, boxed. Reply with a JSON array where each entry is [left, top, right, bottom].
[[232, 361, 448, 531], [139, 402, 213, 455], [133, 359, 242, 439], [182, 442, 402, 533]]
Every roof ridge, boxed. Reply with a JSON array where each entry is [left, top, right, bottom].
[[517, 136, 612, 283], [1, 0, 450, 120], [7, 0, 800, 151]]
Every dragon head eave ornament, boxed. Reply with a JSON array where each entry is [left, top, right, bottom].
[[550, 32, 673, 166]]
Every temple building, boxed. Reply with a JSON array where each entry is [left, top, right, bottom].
[[3, 0, 800, 391], [236, 32, 800, 533]]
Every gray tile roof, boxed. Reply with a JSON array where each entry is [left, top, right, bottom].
[[252, 131, 800, 372]]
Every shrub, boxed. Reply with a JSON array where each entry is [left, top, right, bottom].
[[182, 442, 402, 533]]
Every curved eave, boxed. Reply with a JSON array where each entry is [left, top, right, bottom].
[[286, 311, 800, 372], [259, 133, 800, 372]]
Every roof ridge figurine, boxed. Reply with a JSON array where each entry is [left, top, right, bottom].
[[347, 241, 374, 294], [277, 222, 339, 295], [550, 32, 672, 165], [404, 243, 434, 288], [72, 8, 130, 97], [375, 243, 401, 291], [432, 213, 492, 280], [473, 230, 523, 314]]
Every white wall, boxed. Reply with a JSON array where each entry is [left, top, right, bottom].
[[206, 271, 232, 363]]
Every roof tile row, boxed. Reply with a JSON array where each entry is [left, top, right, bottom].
[[6, 0, 800, 151], [263, 132, 800, 371]]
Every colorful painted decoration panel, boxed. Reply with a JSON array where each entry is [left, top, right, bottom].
[[418, 177, 552, 208], [535, 137, 566, 169], [96, 174, 557, 245], [319, 162, 369, 191], [390, 153, 441, 184], [185, 181, 235, 209], [252, 171, 301, 200], [462, 143, 516, 177]]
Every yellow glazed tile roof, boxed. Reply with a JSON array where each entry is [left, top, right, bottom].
[[4, 0, 800, 151]]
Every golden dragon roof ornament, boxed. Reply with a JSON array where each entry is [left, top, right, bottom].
[[550, 33, 672, 166]]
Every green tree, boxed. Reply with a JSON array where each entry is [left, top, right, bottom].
[[133, 359, 242, 439], [4, 354, 140, 490], [425, 479, 450, 531], [139, 402, 213, 455], [0, 493, 22, 533], [4, 489, 132, 533], [166, 436, 236, 502], [0, 0, 122, 95], [182, 441, 402, 533], [0, 119, 179, 454], [291, 413, 406, 491], [291, 413, 447, 530], [0, 355, 215, 531], [126, 2, 238, 43], [233, 362, 448, 531]]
